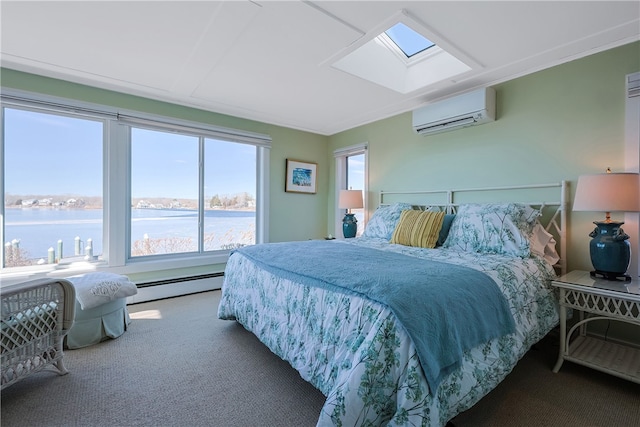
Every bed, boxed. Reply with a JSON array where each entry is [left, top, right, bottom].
[[218, 182, 567, 426]]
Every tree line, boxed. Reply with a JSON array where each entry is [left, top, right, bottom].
[[209, 192, 255, 209]]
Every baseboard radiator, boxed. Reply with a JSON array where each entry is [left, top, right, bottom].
[[129, 273, 224, 304]]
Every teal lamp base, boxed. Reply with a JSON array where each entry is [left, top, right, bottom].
[[588, 221, 632, 282], [342, 213, 357, 238]]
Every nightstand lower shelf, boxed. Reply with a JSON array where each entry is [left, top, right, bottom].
[[566, 335, 640, 383]]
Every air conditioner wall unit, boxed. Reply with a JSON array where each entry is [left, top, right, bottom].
[[412, 87, 496, 136]]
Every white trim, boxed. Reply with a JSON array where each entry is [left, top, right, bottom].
[[625, 72, 640, 278], [333, 142, 368, 158], [1, 88, 118, 119], [334, 157, 347, 238], [105, 121, 129, 267], [117, 114, 271, 148], [257, 146, 270, 243], [0, 106, 4, 270], [0, 88, 272, 147]]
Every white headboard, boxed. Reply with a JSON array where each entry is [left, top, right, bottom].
[[379, 181, 568, 275]]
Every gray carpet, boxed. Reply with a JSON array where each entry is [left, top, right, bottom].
[[1, 290, 638, 427]]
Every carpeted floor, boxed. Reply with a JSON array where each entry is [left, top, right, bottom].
[[1, 290, 638, 427]]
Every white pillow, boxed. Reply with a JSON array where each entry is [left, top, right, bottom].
[[529, 223, 561, 265], [67, 272, 137, 310]]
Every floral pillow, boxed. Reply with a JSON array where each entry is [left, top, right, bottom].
[[442, 203, 539, 258], [362, 202, 413, 240]]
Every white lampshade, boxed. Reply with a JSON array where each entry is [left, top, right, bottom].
[[338, 190, 363, 209], [573, 173, 640, 214]]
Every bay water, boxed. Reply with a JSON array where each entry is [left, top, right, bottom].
[[4, 208, 255, 261]]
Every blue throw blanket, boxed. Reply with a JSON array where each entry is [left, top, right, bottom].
[[234, 240, 515, 391]]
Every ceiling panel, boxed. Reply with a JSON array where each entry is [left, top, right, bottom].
[[1, 1, 638, 135], [2, 2, 225, 89]]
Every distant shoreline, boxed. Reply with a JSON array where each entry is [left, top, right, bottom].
[[5, 206, 256, 212], [4, 193, 256, 212]]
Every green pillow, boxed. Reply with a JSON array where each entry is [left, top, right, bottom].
[[436, 214, 456, 246]]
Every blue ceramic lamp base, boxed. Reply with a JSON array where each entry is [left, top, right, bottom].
[[588, 221, 632, 282], [342, 213, 357, 238]]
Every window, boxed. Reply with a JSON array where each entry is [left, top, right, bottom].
[[383, 22, 435, 58], [334, 143, 367, 238], [2, 107, 104, 267], [123, 118, 267, 261], [1, 91, 270, 274], [129, 127, 257, 258], [347, 153, 365, 236], [130, 128, 199, 257], [203, 138, 256, 251]]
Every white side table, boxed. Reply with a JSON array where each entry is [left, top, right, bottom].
[[551, 270, 640, 383]]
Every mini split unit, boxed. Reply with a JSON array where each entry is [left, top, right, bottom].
[[412, 87, 496, 135]]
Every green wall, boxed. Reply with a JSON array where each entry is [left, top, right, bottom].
[[328, 41, 640, 275]]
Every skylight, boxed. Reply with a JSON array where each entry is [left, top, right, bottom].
[[329, 13, 475, 94], [384, 22, 434, 58]]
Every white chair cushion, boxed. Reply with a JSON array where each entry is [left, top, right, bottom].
[[66, 272, 137, 310]]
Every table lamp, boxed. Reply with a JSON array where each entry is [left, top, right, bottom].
[[573, 170, 640, 281], [338, 190, 363, 238]]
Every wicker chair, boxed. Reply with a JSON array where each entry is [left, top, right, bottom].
[[1, 278, 76, 390]]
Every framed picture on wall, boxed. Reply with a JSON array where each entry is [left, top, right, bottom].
[[285, 159, 317, 194]]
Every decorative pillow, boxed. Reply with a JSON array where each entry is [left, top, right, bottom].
[[442, 203, 539, 258], [436, 214, 456, 246], [362, 202, 413, 240], [391, 210, 445, 248], [529, 223, 561, 265], [67, 272, 138, 310]]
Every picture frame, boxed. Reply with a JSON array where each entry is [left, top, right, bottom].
[[285, 159, 317, 194]]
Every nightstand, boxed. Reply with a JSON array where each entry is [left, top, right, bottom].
[[551, 270, 640, 383]]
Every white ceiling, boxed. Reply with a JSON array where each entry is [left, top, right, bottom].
[[1, 1, 639, 136]]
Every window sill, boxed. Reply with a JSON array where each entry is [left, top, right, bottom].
[[0, 252, 230, 287]]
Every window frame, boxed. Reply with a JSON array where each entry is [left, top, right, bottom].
[[0, 88, 270, 279], [333, 143, 368, 238], [1, 99, 110, 274], [383, 22, 435, 59], [625, 71, 640, 278]]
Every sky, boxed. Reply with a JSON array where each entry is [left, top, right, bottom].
[[4, 108, 103, 197], [131, 127, 256, 199], [4, 107, 256, 200], [385, 22, 435, 57], [347, 153, 365, 191]]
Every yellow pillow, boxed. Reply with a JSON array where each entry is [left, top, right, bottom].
[[390, 210, 445, 248]]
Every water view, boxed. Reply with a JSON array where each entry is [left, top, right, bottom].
[[4, 207, 255, 265]]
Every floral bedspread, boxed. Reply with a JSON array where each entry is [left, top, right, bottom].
[[217, 238, 559, 426]]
